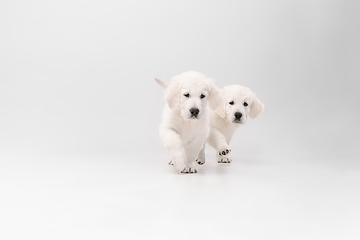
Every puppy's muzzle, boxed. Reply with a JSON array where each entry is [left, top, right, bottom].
[[190, 108, 200, 118], [234, 112, 242, 123]]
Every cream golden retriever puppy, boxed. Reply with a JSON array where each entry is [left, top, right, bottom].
[[196, 85, 264, 164], [155, 71, 224, 173]]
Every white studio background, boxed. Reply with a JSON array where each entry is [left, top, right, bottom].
[[1, 0, 359, 239]]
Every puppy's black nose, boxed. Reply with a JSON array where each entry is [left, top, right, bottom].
[[190, 108, 200, 116], [234, 112, 242, 119]]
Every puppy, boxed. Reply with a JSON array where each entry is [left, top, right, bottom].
[[197, 85, 264, 164], [155, 71, 225, 173]]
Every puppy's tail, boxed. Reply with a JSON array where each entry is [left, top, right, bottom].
[[155, 78, 168, 89]]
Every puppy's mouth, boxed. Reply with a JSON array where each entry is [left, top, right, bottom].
[[190, 116, 199, 120], [233, 119, 242, 124]]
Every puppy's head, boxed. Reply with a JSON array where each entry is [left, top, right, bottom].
[[164, 71, 225, 120], [220, 85, 264, 125]]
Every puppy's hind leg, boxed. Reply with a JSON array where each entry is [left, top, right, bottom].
[[196, 143, 206, 165]]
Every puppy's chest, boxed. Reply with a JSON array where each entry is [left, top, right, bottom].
[[220, 125, 238, 142], [179, 122, 209, 144]]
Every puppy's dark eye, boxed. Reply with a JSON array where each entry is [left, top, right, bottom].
[[184, 93, 190, 97], [229, 101, 234, 105], [243, 102, 248, 107], [200, 94, 205, 99]]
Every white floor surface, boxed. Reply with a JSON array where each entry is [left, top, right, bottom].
[[0, 151, 359, 240]]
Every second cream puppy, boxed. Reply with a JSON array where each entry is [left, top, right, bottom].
[[197, 85, 264, 164]]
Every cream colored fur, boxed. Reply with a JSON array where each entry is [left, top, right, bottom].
[[197, 85, 264, 164], [155, 71, 225, 173]]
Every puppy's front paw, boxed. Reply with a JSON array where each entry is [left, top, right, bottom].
[[168, 160, 174, 165], [218, 157, 232, 163], [181, 166, 197, 174], [196, 158, 205, 165], [218, 146, 231, 156]]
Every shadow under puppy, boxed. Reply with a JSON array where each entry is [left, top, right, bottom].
[[196, 85, 264, 164], [155, 71, 225, 173]]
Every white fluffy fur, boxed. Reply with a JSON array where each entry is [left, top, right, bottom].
[[198, 85, 264, 164], [156, 71, 224, 173]]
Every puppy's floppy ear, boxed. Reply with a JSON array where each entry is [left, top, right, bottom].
[[164, 79, 181, 110], [208, 80, 226, 118], [249, 94, 264, 119]]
